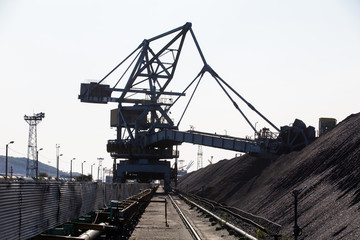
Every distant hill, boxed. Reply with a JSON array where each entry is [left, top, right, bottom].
[[0, 155, 78, 178], [178, 112, 360, 239]]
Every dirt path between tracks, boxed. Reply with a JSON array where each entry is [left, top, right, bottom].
[[178, 112, 360, 239]]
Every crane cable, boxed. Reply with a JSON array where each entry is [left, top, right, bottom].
[[176, 70, 205, 128]]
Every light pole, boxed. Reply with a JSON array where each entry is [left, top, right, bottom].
[[5, 141, 14, 180], [70, 158, 76, 181], [57, 153, 63, 180], [36, 148, 43, 180], [56, 144, 63, 181], [292, 186, 306, 240], [97, 158, 104, 182], [91, 163, 95, 181], [103, 167, 106, 182], [81, 161, 86, 181], [47, 161, 51, 177]]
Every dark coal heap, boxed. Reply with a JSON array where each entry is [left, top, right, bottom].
[[178, 112, 360, 239]]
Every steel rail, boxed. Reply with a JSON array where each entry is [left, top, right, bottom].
[[179, 193, 257, 240], [185, 192, 281, 235], [168, 194, 202, 240]]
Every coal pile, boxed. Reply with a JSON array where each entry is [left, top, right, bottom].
[[178, 112, 360, 239]]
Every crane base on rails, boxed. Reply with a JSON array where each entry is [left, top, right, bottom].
[[79, 23, 315, 192]]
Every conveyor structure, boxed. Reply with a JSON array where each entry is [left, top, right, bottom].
[[108, 130, 261, 157], [79, 22, 315, 191]]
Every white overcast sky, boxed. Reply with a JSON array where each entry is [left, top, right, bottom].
[[1, 0, 359, 175]]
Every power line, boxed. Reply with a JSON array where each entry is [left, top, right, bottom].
[[6, 147, 27, 158], [5, 147, 56, 163]]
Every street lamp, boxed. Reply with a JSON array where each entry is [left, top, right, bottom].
[[36, 148, 43, 180], [47, 161, 51, 176], [97, 158, 104, 182], [91, 163, 95, 182], [103, 167, 106, 183], [81, 161, 86, 181], [56, 144, 63, 181], [70, 158, 76, 181], [57, 153, 63, 180], [5, 141, 14, 180]]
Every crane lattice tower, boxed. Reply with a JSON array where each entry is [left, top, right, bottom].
[[197, 145, 203, 170], [24, 112, 45, 177]]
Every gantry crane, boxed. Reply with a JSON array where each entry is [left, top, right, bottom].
[[79, 23, 315, 191]]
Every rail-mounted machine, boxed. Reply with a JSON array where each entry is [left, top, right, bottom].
[[79, 23, 315, 191]]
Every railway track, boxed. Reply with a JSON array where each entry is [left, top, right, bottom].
[[169, 191, 283, 240], [31, 186, 281, 240], [168, 194, 202, 240], [167, 193, 260, 240]]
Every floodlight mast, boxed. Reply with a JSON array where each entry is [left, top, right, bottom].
[[24, 112, 45, 178]]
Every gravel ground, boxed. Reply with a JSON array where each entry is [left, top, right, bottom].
[[178, 112, 360, 239]]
